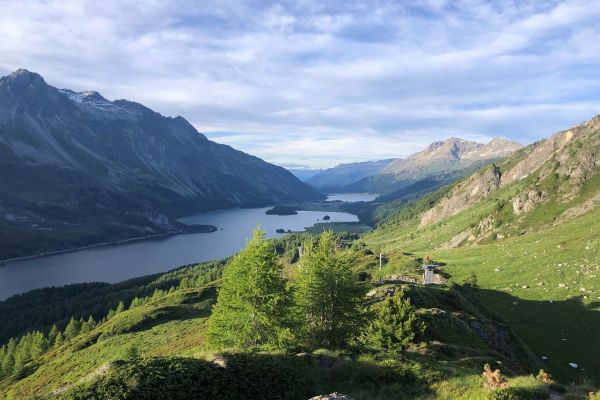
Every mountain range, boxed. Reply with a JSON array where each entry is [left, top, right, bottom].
[[0, 69, 321, 259], [303, 158, 397, 188], [332, 137, 523, 195]]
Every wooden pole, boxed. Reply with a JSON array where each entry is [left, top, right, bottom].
[[379, 253, 383, 284]]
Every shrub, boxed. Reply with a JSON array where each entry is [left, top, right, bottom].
[[365, 290, 425, 353], [536, 369, 553, 384], [482, 363, 508, 389]]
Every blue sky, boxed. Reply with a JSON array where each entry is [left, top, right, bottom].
[[1, 0, 600, 168]]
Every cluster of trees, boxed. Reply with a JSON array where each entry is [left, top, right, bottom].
[[0, 301, 131, 379], [207, 228, 423, 352], [0, 259, 227, 344]]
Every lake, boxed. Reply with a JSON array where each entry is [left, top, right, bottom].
[[0, 207, 358, 300], [326, 193, 379, 202]]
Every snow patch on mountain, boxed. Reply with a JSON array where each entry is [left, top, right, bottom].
[[59, 89, 130, 113]]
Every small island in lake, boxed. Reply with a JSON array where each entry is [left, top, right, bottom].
[[322, 215, 331, 220], [276, 228, 286, 233], [265, 205, 299, 215], [178, 223, 218, 233]]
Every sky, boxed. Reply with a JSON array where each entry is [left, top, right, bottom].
[[1, 0, 600, 168]]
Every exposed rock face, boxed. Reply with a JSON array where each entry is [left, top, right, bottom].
[[383, 137, 521, 178], [0, 69, 321, 214], [512, 190, 547, 215], [419, 115, 600, 227], [500, 129, 576, 186], [420, 164, 501, 226]]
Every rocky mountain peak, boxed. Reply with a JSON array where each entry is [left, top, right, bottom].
[[416, 137, 482, 161], [1, 69, 47, 93]]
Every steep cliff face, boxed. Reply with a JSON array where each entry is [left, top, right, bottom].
[[420, 164, 502, 226], [0, 69, 321, 258]]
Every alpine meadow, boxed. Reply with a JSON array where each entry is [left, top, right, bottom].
[[1, 1, 600, 400]]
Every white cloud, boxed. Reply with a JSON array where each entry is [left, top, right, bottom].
[[1, 0, 599, 167]]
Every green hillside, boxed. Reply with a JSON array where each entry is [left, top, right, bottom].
[[365, 116, 600, 384], [1, 232, 596, 399], [2, 117, 600, 399]]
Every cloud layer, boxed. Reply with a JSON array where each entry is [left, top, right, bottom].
[[1, 0, 600, 167]]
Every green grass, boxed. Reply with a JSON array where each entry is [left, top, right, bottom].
[[365, 189, 600, 385]]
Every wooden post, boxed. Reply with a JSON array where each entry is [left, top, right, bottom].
[[379, 253, 383, 285]]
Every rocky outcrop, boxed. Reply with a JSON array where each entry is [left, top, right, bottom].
[[420, 165, 501, 226], [419, 115, 600, 227], [500, 129, 576, 186], [511, 190, 547, 215]]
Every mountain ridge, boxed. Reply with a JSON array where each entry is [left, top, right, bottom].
[[0, 69, 322, 259], [334, 137, 522, 195]]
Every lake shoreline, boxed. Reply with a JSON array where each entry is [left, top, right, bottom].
[[0, 195, 368, 300], [0, 224, 217, 267]]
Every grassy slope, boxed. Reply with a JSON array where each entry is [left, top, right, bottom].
[[365, 172, 600, 384], [0, 250, 563, 399]]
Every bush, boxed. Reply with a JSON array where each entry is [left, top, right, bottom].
[[59, 354, 314, 400]]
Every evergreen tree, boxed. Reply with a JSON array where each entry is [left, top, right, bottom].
[[366, 290, 425, 352], [81, 316, 96, 333], [294, 231, 365, 349], [115, 301, 125, 314], [13, 352, 25, 377], [207, 227, 290, 350], [30, 331, 49, 357], [64, 317, 81, 340], [48, 325, 59, 346], [2, 352, 15, 376], [54, 332, 64, 348]]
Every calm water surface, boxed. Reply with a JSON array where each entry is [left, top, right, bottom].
[[0, 207, 358, 300]]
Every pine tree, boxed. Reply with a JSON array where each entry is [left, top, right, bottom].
[[207, 227, 290, 350], [366, 290, 425, 352], [64, 318, 81, 340], [30, 331, 49, 357], [115, 301, 125, 314], [294, 231, 365, 349], [12, 351, 25, 377], [48, 324, 60, 346], [54, 332, 64, 348], [82, 316, 96, 333], [2, 352, 15, 376]]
